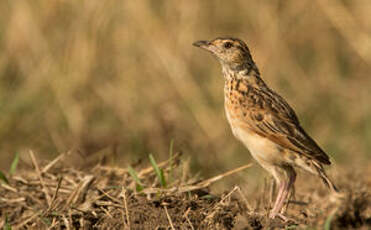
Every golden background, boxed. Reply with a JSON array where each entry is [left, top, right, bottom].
[[0, 1, 370, 187]]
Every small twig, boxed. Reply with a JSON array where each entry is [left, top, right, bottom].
[[62, 215, 71, 230], [98, 188, 122, 204], [121, 187, 131, 229], [42, 152, 68, 173], [14, 210, 42, 229], [141, 163, 253, 195], [183, 208, 194, 230], [94, 201, 126, 208], [164, 205, 175, 230], [79, 217, 84, 229], [219, 186, 239, 204], [47, 218, 58, 230], [100, 207, 113, 219], [63, 176, 78, 187], [0, 183, 17, 193], [12, 176, 28, 184], [45, 177, 63, 213], [64, 175, 94, 208], [236, 186, 252, 211], [205, 188, 239, 221], [194, 163, 253, 188], [68, 210, 73, 230], [0, 197, 25, 203], [29, 150, 52, 206], [119, 208, 128, 230]]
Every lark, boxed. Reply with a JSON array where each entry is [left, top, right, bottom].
[[193, 37, 339, 220]]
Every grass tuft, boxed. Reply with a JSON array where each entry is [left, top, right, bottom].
[[4, 215, 12, 230], [149, 154, 167, 188], [285, 224, 298, 230], [9, 152, 20, 175], [0, 170, 9, 184], [324, 211, 335, 230], [127, 166, 144, 192]]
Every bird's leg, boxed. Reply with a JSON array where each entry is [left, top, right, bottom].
[[270, 168, 296, 220], [281, 169, 297, 214], [269, 180, 288, 219]]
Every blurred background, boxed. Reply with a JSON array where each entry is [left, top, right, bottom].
[[0, 0, 370, 189]]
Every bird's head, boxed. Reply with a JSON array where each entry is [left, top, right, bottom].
[[193, 37, 254, 71]]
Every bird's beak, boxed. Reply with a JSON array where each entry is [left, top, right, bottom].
[[192, 40, 210, 48], [192, 40, 217, 53]]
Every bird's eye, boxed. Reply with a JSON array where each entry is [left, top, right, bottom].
[[224, 42, 233, 49]]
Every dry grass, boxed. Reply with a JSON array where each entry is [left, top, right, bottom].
[[0, 152, 249, 229], [0, 152, 370, 229]]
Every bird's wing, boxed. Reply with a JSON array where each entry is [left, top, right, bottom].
[[240, 86, 331, 165]]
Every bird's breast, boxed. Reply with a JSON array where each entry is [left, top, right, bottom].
[[224, 103, 284, 164], [224, 85, 284, 165], [224, 92, 250, 140]]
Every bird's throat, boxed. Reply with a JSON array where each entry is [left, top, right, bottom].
[[221, 62, 259, 81]]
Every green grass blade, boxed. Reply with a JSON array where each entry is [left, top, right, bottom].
[[9, 152, 20, 175], [4, 215, 12, 230], [127, 166, 144, 192], [149, 154, 166, 188], [285, 225, 298, 230], [4, 223, 12, 230], [0, 170, 9, 184], [41, 217, 52, 226], [324, 212, 335, 230]]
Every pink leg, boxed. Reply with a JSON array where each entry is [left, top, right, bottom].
[[269, 181, 289, 219], [269, 167, 296, 220], [281, 170, 297, 214]]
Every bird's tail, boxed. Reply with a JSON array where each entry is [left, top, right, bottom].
[[312, 161, 346, 201], [314, 163, 339, 193], [292, 154, 344, 198]]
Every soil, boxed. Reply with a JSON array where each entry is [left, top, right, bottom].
[[0, 152, 370, 229]]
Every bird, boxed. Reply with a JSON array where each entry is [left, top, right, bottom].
[[193, 37, 339, 220]]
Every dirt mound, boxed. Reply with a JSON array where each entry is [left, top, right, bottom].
[[0, 152, 370, 229]]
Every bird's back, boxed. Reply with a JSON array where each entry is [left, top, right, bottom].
[[224, 75, 331, 166]]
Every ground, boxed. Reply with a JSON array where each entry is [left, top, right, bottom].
[[0, 152, 370, 229]]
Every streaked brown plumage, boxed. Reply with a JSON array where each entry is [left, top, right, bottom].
[[193, 37, 339, 220]]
